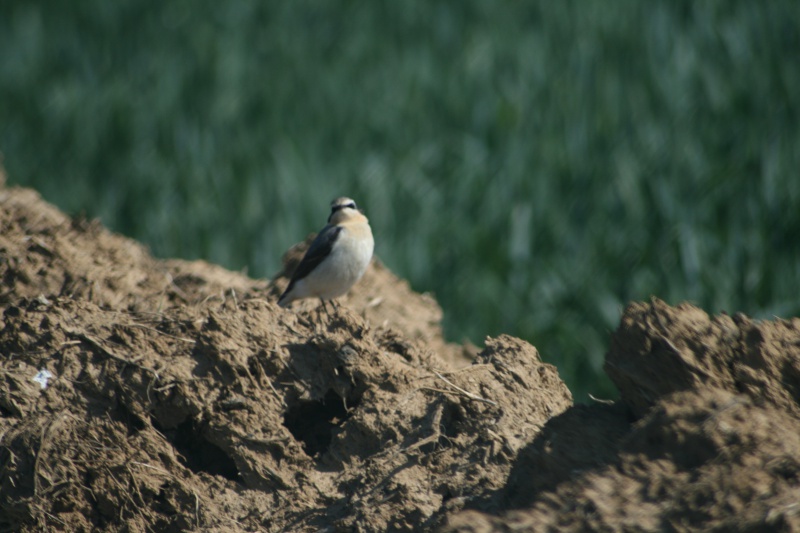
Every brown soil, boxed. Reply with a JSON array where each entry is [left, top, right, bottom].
[[1, 183, 799, 532]]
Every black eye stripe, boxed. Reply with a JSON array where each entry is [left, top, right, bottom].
[[331, 202, 356, 213]]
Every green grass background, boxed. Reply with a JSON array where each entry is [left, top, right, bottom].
[[2, 1, 799, 400]]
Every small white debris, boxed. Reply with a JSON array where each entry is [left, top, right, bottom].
[[32, 369, 54, 390]]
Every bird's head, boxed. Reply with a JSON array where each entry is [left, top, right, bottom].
[[328, 197, 364, 224]]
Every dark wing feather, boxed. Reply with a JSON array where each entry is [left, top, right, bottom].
[[283, 225, 343, 292]]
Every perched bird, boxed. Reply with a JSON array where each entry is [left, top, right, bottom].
[[278, 197, 374, 310]]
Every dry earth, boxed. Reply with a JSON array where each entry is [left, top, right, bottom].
[[1, 179, 799, 532]]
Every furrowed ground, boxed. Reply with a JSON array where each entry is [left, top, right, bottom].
[[2, 184, 800, 532]]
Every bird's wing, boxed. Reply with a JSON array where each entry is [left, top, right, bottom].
[[286, 225, 344, 284]]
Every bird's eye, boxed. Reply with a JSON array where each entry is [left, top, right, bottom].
[[345, 202, 356, 210]]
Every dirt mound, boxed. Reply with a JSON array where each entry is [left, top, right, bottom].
[[445, 300, 800, 532], [2, 184, 800, 532], [0, 186, 571, 531], [606, 299, 800, 419]]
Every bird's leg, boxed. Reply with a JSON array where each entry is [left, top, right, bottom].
[[311, 300, 328, 332]]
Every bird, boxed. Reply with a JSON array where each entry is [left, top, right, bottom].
[[278, 197, 374, 311]]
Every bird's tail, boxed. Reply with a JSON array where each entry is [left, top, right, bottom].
[[277, 283, 294, 307]]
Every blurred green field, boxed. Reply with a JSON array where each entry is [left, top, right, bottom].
[[1, 1, 799, 400]]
